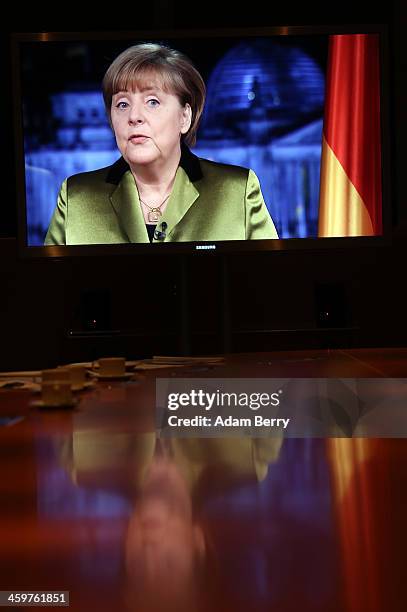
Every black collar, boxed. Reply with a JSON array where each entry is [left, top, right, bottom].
[[106, 142, 203, 185]]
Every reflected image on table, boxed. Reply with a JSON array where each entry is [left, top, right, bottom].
[[41, 403, 341, 612]]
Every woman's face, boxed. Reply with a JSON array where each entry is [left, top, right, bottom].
[[111, 81, 192, 169]]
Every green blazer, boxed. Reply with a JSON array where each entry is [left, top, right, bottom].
[[45, 145, 278, 245]]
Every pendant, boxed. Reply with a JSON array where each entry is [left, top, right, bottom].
[[148, 208, 162, 223]]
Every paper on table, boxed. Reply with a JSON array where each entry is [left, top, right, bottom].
[[83, 360, 138, 370], [133, 356, 225, 370], [152, 355, 224, 363], [0, 379, 41, 391], [133, 362, 191, 370]]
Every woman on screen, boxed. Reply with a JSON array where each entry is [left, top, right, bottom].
[[44, 43, 278, 245]]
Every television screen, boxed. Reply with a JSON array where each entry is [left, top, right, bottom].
[[11, 27, 389, 256]]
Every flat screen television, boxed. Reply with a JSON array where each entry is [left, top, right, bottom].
[[11, 26, 391, 257]]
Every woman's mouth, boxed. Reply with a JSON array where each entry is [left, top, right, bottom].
[[129, 135, 149, 144]]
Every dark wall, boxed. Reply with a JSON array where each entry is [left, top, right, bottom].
[[0, 1, 406, 370]]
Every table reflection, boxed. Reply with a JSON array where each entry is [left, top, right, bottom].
[[44, 398, 341, 611], [1, 380, 405, 611], [2, 349, 407, 610]]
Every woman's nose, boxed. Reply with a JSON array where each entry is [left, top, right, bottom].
[[128, 105, 145, 125]]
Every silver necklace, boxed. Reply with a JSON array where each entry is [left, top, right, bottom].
[[139, 194, 171, 223]]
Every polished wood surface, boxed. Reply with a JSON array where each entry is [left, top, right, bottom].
[[0, 349, 406, 612]]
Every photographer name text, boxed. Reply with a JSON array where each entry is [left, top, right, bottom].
[[167, 415, 290, 429]]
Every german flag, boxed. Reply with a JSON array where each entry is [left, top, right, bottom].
[[318, 34, 382, 237]]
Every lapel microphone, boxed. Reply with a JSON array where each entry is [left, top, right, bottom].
[[154, 221, 167, 241]]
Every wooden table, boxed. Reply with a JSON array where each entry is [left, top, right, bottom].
[[0, 349, 406, 611]]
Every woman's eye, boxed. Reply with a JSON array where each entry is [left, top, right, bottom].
[[147, 98, 160, 108], [116, 101, 128, 109]]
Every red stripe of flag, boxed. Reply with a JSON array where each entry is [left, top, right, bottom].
[[323, 34, 382, 234]]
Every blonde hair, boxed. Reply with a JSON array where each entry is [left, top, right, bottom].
[[102, 43, 206, 147]]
